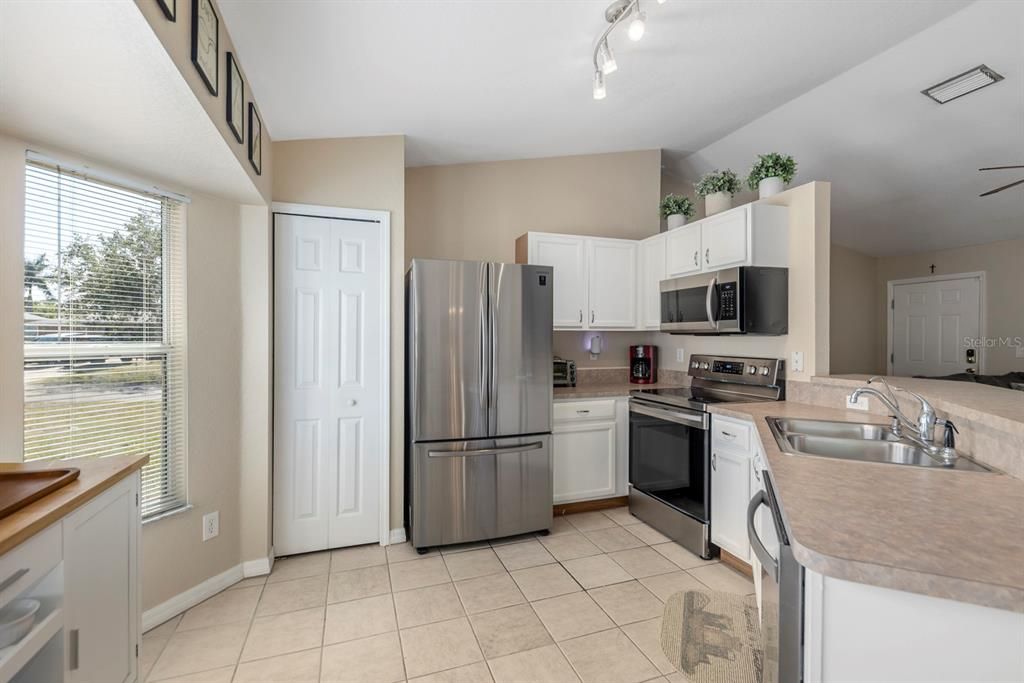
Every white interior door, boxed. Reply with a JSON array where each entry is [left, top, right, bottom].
[[274, 209, 386, 556], [891, 275, 981, 377]]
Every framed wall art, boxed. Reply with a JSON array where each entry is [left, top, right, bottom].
[[248, 103, 262, 176], [226, 52, 244, 143], [191, 0, 219, 96], [156, 0, 176, 21]]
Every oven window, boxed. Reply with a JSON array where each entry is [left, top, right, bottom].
[[629, 409, 709, 521], [661, 287, 711, 325]]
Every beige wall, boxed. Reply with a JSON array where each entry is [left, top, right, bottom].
[[406, 150, 662, 263], [134, 0, 272, 204], [272, 136, 406, 531], [875, 238, 1024, 375], [143, 192, 244, 609], [830, 244, 882, 375]]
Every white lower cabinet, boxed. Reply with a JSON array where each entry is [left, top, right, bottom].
[[1, 474, 140, 683], [710, 414, 755, 562], [63, 477, 139, 683], [552, 399, 628, 504]]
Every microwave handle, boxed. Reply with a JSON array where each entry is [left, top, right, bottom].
[[705, 276, 718, 328]]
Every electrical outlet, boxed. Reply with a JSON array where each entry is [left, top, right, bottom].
[[1016, 343, 1024, 359], [676, 348, 685, 363], [791, 351, 804, 373], [846, 394, 870, 411], [202, 511, 219, 541]]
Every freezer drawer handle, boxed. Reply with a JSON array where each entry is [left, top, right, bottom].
[[747, 491, 778, 582], [427, 441, 544, 458]]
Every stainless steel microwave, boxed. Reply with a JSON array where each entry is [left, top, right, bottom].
[[660, 266, 788, 335]]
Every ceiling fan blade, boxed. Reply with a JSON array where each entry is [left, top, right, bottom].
[[979, 177, 1024, 197], [979, 165, 1024, 171]]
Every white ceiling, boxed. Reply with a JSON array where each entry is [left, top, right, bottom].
[[219, 0, 968, 167], [676, 0, 1024, 256], [0, 1, 261, 204]]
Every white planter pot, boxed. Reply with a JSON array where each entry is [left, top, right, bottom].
[[704, 191, 732, 216], [758, 176, 785, 199], [666, 214, 687, 230]]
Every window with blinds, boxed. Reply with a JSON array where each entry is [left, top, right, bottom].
[[23, 160, 187, 518]]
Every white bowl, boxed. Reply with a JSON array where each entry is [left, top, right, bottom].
[[0, 599, 40, 648]]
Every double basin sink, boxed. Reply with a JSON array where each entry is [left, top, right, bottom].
[[767, 417, 990, 472]]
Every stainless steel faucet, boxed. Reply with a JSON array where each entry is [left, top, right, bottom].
[[851, 377, 953, 462]]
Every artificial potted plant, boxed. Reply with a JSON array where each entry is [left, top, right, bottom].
[[695, 169, 741, 215], [660, 194, 695, 230], [747, 153, 797, 199]]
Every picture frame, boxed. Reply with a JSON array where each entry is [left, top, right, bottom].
[[248, 103, 262, 176], [226, 53, 244, 143], [191, 0, 219, 96], [156, 0, 175, 21]]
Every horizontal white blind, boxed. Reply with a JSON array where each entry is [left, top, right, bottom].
[[24, 161, 187, 518]]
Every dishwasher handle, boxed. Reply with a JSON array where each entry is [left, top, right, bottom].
[[747, 490, 778, 582]]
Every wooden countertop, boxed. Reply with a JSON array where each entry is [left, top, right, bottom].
[[0, 455, 148, 556], [709, 401, 1024, 612], [554, 383, 686, 399]]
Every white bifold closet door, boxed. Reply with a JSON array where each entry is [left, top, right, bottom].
[[274, 211, 384, 556]]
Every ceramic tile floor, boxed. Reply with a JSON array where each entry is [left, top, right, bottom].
[[141, 507, 754, 683]]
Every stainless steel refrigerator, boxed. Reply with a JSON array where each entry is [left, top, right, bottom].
[[406, 259, 553, 550]]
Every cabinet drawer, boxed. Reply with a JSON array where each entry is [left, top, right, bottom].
[[0, 523, 61, 609], [554, 399, 616, 422], [711, 416, 752, 453]]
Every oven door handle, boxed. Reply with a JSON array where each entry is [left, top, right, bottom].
[[629, 402, 709, 430], [748, 490, 779, 582], [705, 276, 719, 329]]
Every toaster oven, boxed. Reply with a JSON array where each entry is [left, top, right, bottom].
[[553, 358, 576, 387]]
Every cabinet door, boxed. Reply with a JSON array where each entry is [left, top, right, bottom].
[[530, 234, 587, 328], [552, 420, 617, 503], [665, 224, 702, 278], [64, 476, 138, 683], [639, 234, 667, 329], [587, 239, 637, 328], [710, 449, 751, 560], [701, 206, 749, 270]]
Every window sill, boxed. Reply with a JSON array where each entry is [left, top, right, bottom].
[[142, 504, 193, 526]]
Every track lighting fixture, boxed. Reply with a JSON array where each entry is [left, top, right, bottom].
[[593, 70, 607, 100], [628, 9, 646, 41], [590, 0, 657, 100], [597, 40, 617, 75]]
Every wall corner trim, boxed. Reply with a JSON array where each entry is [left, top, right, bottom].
[[389, 528, 407, 545]]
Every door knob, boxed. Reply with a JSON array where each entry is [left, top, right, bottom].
[[347, 399, 357, 407]]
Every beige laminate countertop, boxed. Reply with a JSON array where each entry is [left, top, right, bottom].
[[554, 383, 685, 399], [0, 455, 148, 556], [709, 401, 1024, 612]]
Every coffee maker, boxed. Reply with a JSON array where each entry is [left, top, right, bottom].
[[629, 345, 657, 384]]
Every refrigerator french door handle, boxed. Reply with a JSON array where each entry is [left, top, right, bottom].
[[488, 263, 497, 436], [480, 264, 491, 435]]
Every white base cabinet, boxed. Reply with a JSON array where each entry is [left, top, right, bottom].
[[710, 414, 756, 562], [1, 474, 140, 683], [553, 398, 628, 504]]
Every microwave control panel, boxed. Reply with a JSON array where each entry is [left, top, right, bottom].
[[719, 282, 737, 321]]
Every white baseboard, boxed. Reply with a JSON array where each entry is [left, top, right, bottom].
[[242, 552, 274, 578], [389, 527, 406, 544], [142, 564, 244, 632]]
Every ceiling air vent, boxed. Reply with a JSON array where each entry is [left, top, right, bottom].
[[922, 64, 1003, 104]]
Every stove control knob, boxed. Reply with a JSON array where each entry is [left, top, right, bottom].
[[700, 362, 710, 370], [690, 360, 700, 369], [747, 366, 757, 375], [760, 366, 771, 376]]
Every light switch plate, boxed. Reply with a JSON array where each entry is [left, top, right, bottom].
[[791, 351, 804, 373], [676, 348, 685, 363]]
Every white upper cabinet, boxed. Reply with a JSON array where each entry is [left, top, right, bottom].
[[665, 224, 702, 278], [588, 238, 637, 328], [639, 234, 667, 328], [665, 203, 789, 277], [702, 206, 750, 270], [526, 233, 588, 328]]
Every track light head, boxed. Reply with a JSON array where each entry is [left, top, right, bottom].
[[593, 70, 607, 100], [598, 41, 617, 75], [628, 9, 647, 41]]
